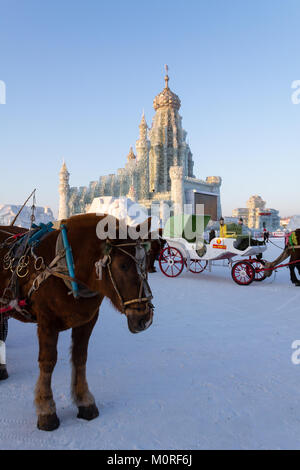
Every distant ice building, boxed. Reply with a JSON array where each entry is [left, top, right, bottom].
[[58, 68, 222, 222], [232, 195, 280, 231], [88, 196, 150, 227], [287, 215, 300, 231], [280, 217, 291, 229], [0, 205, 54, 228]]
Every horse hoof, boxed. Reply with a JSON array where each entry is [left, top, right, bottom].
[[37, 413, 60, 431], [77, 403, 99, 421], [0, 366, 8, 381]]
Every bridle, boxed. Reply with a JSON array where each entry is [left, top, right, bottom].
[[0, 226, 154, 318], [95, 240, 154, 314]]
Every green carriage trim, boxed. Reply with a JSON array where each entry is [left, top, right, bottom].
[[224, 223, 250, 239], [163, 215, 211, 243], [225, 223, 242, 236]]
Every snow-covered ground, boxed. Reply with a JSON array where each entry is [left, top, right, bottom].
[[1, 239, 300, 450]]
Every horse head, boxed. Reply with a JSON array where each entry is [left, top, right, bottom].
[[65, 213, 154, 334], [96, 215, 154, 333], [264, 229, 300, 277]]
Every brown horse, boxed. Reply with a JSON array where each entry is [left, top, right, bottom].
[[264, 229, 300, 285], [0, 213, 154, 431]]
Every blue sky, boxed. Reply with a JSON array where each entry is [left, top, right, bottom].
[[0, 0, 300, 217]]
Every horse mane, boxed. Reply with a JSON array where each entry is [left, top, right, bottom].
[[64, 213, 102, 227], [64, 213, 152, 244]]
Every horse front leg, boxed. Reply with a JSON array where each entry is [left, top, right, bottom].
[[71, 312, 99, 421], [35, 326, 60, 431]]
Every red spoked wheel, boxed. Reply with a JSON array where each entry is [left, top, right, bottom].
[[188, 259, 208, 274], [231, 261, 255, 286], [249, 259, 266, 282], [159, 246, 184, 278]]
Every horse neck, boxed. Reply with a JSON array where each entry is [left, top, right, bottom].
[[66, 221, 102, 288]]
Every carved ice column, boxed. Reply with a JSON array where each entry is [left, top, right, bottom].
[[126, 148, 137, 201], [58, 160, 70, 220], [136, 113, 150, 199], [160, 201, 171, 227], [170, 166, 184, 215]]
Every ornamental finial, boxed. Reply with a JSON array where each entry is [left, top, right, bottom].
[[164, 64, 169, 88], [60, 158, 68, 174]]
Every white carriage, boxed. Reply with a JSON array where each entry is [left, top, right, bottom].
[[158, 215, 267, 285]]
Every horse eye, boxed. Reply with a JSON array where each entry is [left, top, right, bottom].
[[120, 263, 129, 271]]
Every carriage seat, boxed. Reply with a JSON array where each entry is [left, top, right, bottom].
[[233, 236, 251, 251]]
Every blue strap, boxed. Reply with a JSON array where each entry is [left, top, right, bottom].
[[28, 222, 54, 246], [60, 224, 79, 299]]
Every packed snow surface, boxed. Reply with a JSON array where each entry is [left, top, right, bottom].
[[1, 239, 300, 450]]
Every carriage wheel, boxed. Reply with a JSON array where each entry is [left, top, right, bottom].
[[188, 259, 208, 274], [250, 259, 266, 282], [159, 246, 184, 278], [231, 261, 255, 286]]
